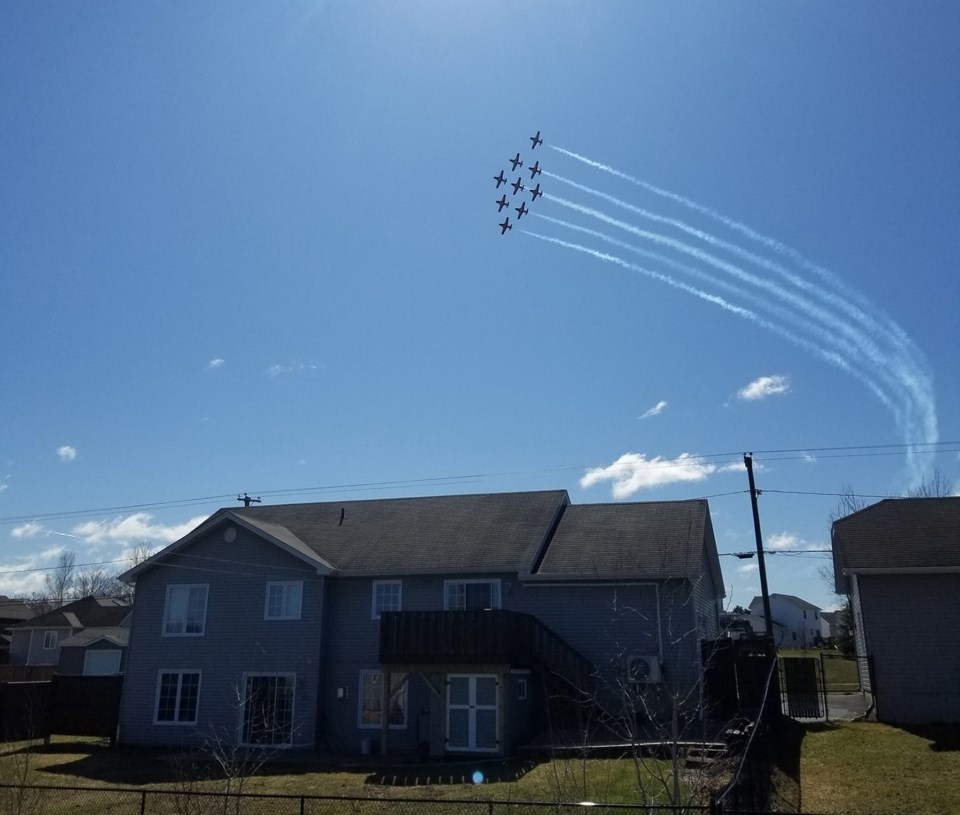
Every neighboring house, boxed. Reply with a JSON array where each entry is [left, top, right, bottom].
[[818, 610, 850, 643], [748, 593, 823, 647], [8, 596, 130, 669], [719, 611, 785, 642], [832, 497, 960, 724], [117, 490, 725, 756], [0, 595, 35, 664], [58, 624, 130, 675]]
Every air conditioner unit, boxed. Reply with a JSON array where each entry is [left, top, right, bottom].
[[627, 654, 663, 684]]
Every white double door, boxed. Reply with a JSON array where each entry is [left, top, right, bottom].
[[446, 673, 498, 752]]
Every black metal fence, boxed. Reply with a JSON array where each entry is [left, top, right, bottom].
[[0, 784, 719, 815]]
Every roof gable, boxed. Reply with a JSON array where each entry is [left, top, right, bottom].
[[12, 596, 130, 630], [832, 497, 960, 590]]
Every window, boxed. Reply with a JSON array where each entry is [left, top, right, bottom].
[[444, 579, 500, 610], [42, 631, 58, 649], [517, 678, 528, 701], [358, 670, 408, 729], [155, 671, 201, 724], [264, 581, 303, 620], [162, 585, 208, 636], [371, 580, 402, 619], [242, 673, 295, 746]]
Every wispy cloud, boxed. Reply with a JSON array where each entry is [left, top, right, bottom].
[[207, 358, 225, 370], [57, 446, 78, 462], [71, 512, 208, 547], [11, 522, 43, 539], [737, 375, 789, 401], [737, 563, 759, 574], [581, 452, 718, 499], [267, 361, 322, 377], [639, 400, 668, 420], [767, 532, 823, 551]]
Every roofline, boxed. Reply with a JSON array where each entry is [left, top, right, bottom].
[[843, 566, 960, 576], [118, 510, 332, 582]]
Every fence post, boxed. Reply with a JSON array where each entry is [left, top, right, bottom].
[[140, 789, 147, 815]]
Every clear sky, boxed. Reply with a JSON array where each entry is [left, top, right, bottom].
[[2, 2, 958, 611]]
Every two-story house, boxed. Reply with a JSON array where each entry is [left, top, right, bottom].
[[117, 490, 725, 756], [748, 593, 823, 647]]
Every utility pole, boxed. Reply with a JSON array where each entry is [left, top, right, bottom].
[[744, 453, 774, 640], [237, 493, 261, 508]]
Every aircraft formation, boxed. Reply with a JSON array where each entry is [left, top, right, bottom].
[[494, 131, 544, 235]]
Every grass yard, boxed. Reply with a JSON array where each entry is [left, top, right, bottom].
[[800, 721, 960, 814], [0, 736, 707, 813], [777, 648, 861, 692]]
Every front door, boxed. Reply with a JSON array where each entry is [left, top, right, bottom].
[[446, 674, 499, 752]]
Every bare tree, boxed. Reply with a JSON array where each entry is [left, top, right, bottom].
[[43, 551, 76, 608], [74, 568, 125, 598], [905, 467, 954, 497]]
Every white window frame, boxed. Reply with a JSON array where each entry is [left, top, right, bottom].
[[264, 581, 303, 621], [42, 631, 59, 650], [357, 670, 408, 729], [443, 578, 501, 611], [517, 678, 528, 701], [162, 584, 209, 637], [153, 670, 202, 725], [240, 672, 296, 748], [371, 580, 402, 620]]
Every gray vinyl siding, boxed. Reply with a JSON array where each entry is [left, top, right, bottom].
[[11, 627, 72, 666], [693, 551, 720, 640], [856, 573, 960, 724], [118, 525, 326, 748]]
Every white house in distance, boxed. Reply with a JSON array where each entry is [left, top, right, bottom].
[[748, 593, 823, 647]]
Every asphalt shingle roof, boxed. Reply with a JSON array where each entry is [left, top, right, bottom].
[[832, 497, 960, 573], [12, 596, 130, 630], [233, 490, 570, 575], [534, 500, 715, 580]]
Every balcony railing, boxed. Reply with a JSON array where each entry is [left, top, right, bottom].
[[379, 609, 593, 690]]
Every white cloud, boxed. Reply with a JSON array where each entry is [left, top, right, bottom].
[[207, 358, 225, 369], [0, 475, 8, 494], [57, 445, 78, 462], [267, 361, 322, 377], [71, 512, 208, 547], [11, 522, 43, 539], [737, 375, 790, 401], [737, 563, 759, 574], [639, 400, 668, 420], [767, 532, 824, 551], [580, 452, 718, 499]]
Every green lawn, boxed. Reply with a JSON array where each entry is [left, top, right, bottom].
[[777, 649, 861, 692], [0, 737, 708, 813], [800, 721, 960, 814]]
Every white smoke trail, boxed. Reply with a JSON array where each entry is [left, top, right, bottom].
[[538, 150, 938, 484]]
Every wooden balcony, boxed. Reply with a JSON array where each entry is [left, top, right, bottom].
[[379, 609, 593, 690]]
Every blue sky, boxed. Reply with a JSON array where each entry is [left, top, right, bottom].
[[2, 2, 958, 611]]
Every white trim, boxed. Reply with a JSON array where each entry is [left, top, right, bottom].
[[161, 584, 209, 637], [153, 669, 202, 725], [239, 671, 296, 748], [371, 580, 402, 620], [42, 631, 59, 650], [443, 578, 501, 611], [264, 581, 303, 621], [844, 566, 960, 575], [83, 649, 122, 676]]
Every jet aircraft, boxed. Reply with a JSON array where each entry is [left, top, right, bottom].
[[529, 183, 543, 202], [511, 176, 525, 195], [496, 194, 509, 212], [529, 130, 543, 149], [509, 153, 523, 172], [528, 161, 541, 179], [494, 170, 507, 188], [499, 218, 512, 235], [514, 201, 528, 219]]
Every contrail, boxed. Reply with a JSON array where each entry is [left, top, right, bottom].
[[548, 145, 933, 395], [534, 161, 938, 484], [549, 145, 919, 352]]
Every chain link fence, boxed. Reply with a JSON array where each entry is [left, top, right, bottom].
[[0, 784, 719, 815]]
